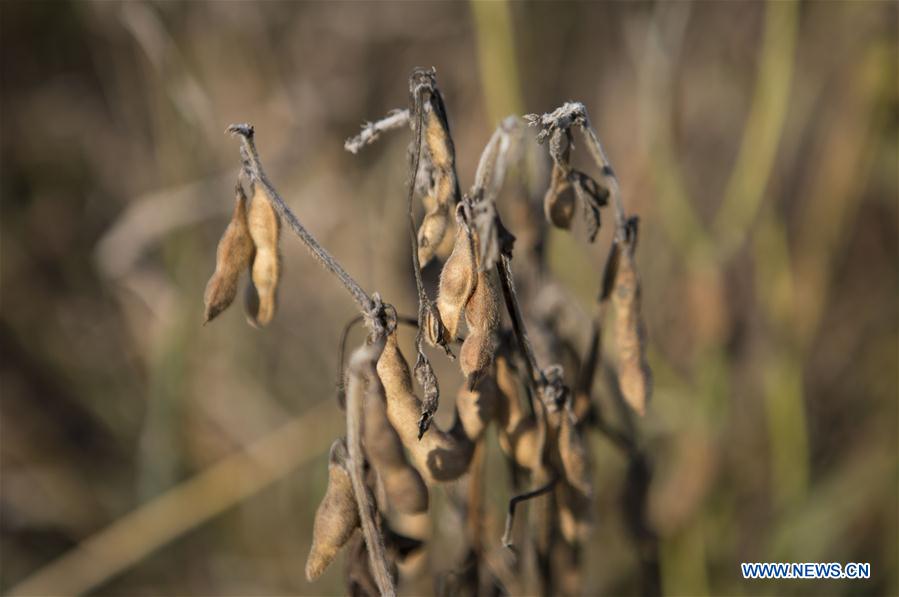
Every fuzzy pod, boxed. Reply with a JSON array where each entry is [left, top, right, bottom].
[[459, 267, 501, 381], [416, 105, 458, 267], [455, 372, 499, 442], [376, 333, 474, 483], [495, 356, 541, 472], [203, 186, 255, 323], [543, 162, 576, 230], [305, 439, 359, 581], [612, 246, 652, 415], [245, 185, 281, 327], [436, 222, 477, 341], [558, 412, 593, 497], [363, 380, 429, 514], [416, 197, 450, 268], [557, 479, 593, 544]]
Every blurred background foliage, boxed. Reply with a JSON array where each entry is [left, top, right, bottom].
[[1, 1, 896, 596]]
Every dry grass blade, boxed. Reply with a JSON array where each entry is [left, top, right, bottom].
[[7, 400, 340, 597]]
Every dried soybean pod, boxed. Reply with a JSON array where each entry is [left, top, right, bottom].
[[364, 377, 429, 514], [203, 184, 255, 323], [543, 128, 575, 230], [558, 411, 592, 497], [495, 355, 541, 472], [417, 190, 450, 268], [455, 371, 499, 442], [612, 223, 652, 415], [376, 332, 474, 483], [436, 217, 476, 342], [413, 68, 459, 267], [306, 438, 359, 581], [544, 161, 575, 230], [459, 265, 501, 381], [246, 184, 281, 327]]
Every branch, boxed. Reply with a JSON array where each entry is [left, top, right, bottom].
[[227, 124, 385, 328], [344, 109, 411, 154]]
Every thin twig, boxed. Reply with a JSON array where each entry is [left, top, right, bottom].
[[346, 340, 396, 597], [227, 124, 379, 320], [501, 472, 559, 548], [344, 109, 411, 154]]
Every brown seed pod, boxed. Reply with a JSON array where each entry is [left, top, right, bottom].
[[417, 193, 450, 268], [544, 161, 576, 230], [557, 479, 593, 545], [416, 88, 459, 267], [245, 184, 281, 327], [495, 356, 541, 472], [364, 376, 429, 514], [436, 220, 476, 341], [203, 184, 255, 323], [376, 332, 473, 483], [558, 412, 592, 497], [459, 266, 501, 381], [612, 240, 652, 416], [455, 371, 499, 443], [305, 438, 359, 581]]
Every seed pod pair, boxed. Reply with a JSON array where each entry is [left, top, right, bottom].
[[612, 222, 652, 416], [306, 438, 359, 581], [203, 183, 281, 326], [376, 332, 474, 483], [363, 377, 429, 514], [436, 218, 501, 382], [203, 184, 255, 323]]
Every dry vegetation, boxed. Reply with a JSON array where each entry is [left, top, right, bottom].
[[200, 70, 655, 596], [1, 2, 897, 596]]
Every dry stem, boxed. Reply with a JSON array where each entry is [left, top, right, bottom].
[[345, 109, 411, 154], [346, 339, 396, 597], [227, 124, 387, 329]]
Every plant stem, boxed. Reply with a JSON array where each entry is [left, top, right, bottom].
[[227, 124, 377, 319], [501, 472, 559, 548], [344, 109, 411, 154], [346, 340, 396, 597]]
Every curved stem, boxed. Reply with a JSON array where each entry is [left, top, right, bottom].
[[227, 124, 376, 318], [346, 340, 396, 597]]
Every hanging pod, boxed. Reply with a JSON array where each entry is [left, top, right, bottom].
[[245, 184, 281, 327], [203, 184, 255, 323], [612, 220, 652, 415], [305, 439, 359, 581]]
